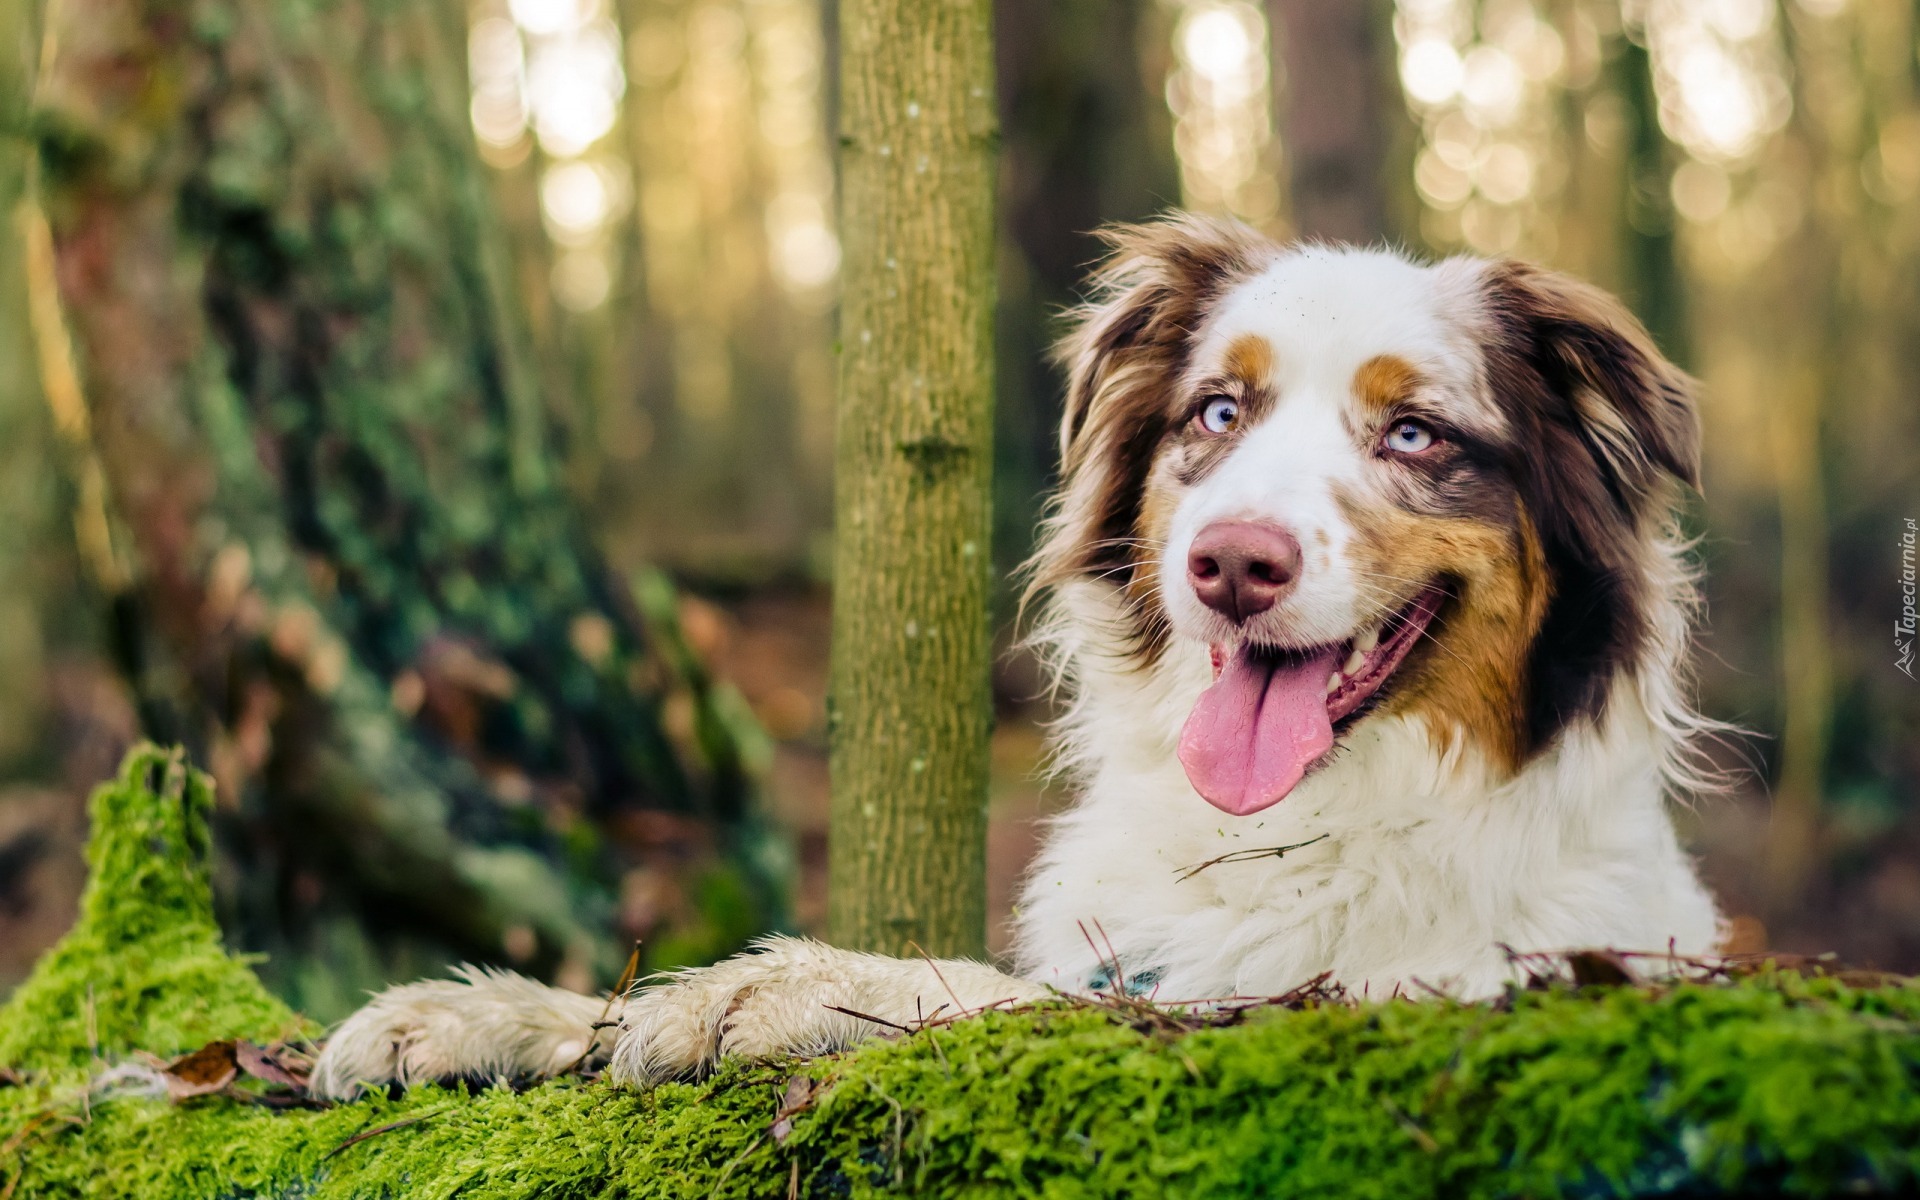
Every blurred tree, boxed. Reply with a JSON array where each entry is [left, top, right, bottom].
[[829, 0, 998, 957], [24, 0, 779, 1014], [994, 0, 1180, 572], [1268, 0, 1397, 242], [1609, 38, 1688, 363]]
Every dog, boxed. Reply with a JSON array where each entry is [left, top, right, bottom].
[[311, 213, 1723, 1098]]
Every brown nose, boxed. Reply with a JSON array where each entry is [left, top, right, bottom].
[[1187, 520, 1303, 623]]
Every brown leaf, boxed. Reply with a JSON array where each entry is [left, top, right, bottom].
[[162, 1040, 238, 1100], [235, 1041, 310, 1090], [770, 1075, 816, 1144], [1566, 950, 1635, 988]]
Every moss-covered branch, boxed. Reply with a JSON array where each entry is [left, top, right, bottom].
[[4, 746, 1920, 1197]]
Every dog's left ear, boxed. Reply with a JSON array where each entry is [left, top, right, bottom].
[[1481, 261, 1700, 504], [1477, 261, 1701, 744]]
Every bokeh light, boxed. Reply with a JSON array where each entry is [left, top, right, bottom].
[[508, 0, 597, 39], [1636, 0, 1791, 166], [525, 22, 625, 158], [467, 0, 632, 312], [1165, 0, 1279, 227], [1394, 0, 1562, 253], [468, 17, 529, 157]]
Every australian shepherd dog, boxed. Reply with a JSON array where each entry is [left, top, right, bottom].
[[313, 214, 1722, 1097]]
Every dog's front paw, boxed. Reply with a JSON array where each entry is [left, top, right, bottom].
[[607, 936, 1044, 1086], [310, 966, 611, 1099]]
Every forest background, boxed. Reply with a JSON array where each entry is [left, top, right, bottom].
[[1, 0, 1916, 1019]]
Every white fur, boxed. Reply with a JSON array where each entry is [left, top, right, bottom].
[[311, 242, 1722, 1099], [1012, 576, 1720, 1003]]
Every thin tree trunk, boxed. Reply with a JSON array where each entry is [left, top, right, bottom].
[[28, 0, 775, 1008], [1268, 0, 1392, 243], [828, 0, 997, 958]]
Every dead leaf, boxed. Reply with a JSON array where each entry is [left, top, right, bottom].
[[1566, 950, 1635, 988], [770, 1075, 815, 1144], [161, 1040, 238, 1100], [235, 1041, 309, 1090]]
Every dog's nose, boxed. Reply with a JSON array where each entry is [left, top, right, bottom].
[[1187, 520, 1302, 623]]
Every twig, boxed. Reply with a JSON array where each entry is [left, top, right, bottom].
[[864, 1081, 907, 1188], [905, 942, 972, 1018], [917, 999, 952, 1074], [323, 1109, 448, 1160], [0, 1111, 55, 1161], [1175, 834, 1329, 882], [1076, 921, 1126, 998], [563, 941, 643, 1077], [822, 1005, 913, 1034], [1091, 919, 1127, 997], [1379, 1094, 1439, 1153]]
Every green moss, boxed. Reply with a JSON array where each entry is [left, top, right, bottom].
[[0, 745, 302, 1074], [5, 746, 1920, 1197]]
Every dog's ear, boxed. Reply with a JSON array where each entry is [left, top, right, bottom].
[[1481, 260, 1700, 503], [1477, 261, 1700, 743], [1054, 214, 1273, 472]]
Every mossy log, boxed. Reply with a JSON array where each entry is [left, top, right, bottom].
[[5, 746, 1920, 1198], [26, 0, 779, 1002]]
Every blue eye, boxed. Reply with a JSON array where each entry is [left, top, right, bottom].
[[1198, 396, 1239, 434], [1384, 420, 1436, 454]]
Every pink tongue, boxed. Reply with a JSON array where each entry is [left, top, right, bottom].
[[1179, 646, 1340, 816]]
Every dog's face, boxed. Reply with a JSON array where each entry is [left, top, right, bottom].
[[1037, 215, 1698, 816]]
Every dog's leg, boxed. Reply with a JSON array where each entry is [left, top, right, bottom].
[[609, 935, 1048, 1086], [309, 966, 615, 1099], [312, 937, 1045, 1097]]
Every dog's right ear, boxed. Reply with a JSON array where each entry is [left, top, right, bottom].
[[1053, 214, 1274, 472]]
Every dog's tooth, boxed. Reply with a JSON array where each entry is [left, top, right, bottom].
[[1343, 649, 1366, 675], [1326, 673, 1341, 694], [1353, 626, 1380, 653]]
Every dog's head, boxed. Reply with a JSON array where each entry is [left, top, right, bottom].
[[1034, 213, 1699, 815]]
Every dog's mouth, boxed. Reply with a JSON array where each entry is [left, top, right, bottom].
[[1177, 583, 1448, 816]]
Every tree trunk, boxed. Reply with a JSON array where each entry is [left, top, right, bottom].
[[27, 0, 777, 1011], [828, 0, 997, 958], [994, 0, 1179, 569], [1268, 0, 1393, 243], [1610, 39, 1688, 363]]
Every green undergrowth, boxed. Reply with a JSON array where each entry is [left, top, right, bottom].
[[5, 746, 1920, 1198]]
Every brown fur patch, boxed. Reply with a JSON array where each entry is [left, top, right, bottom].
[[1223, 333, 1274, 387], [1351, 354, 1422, 419], [1338, 485, 1550, 772]]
